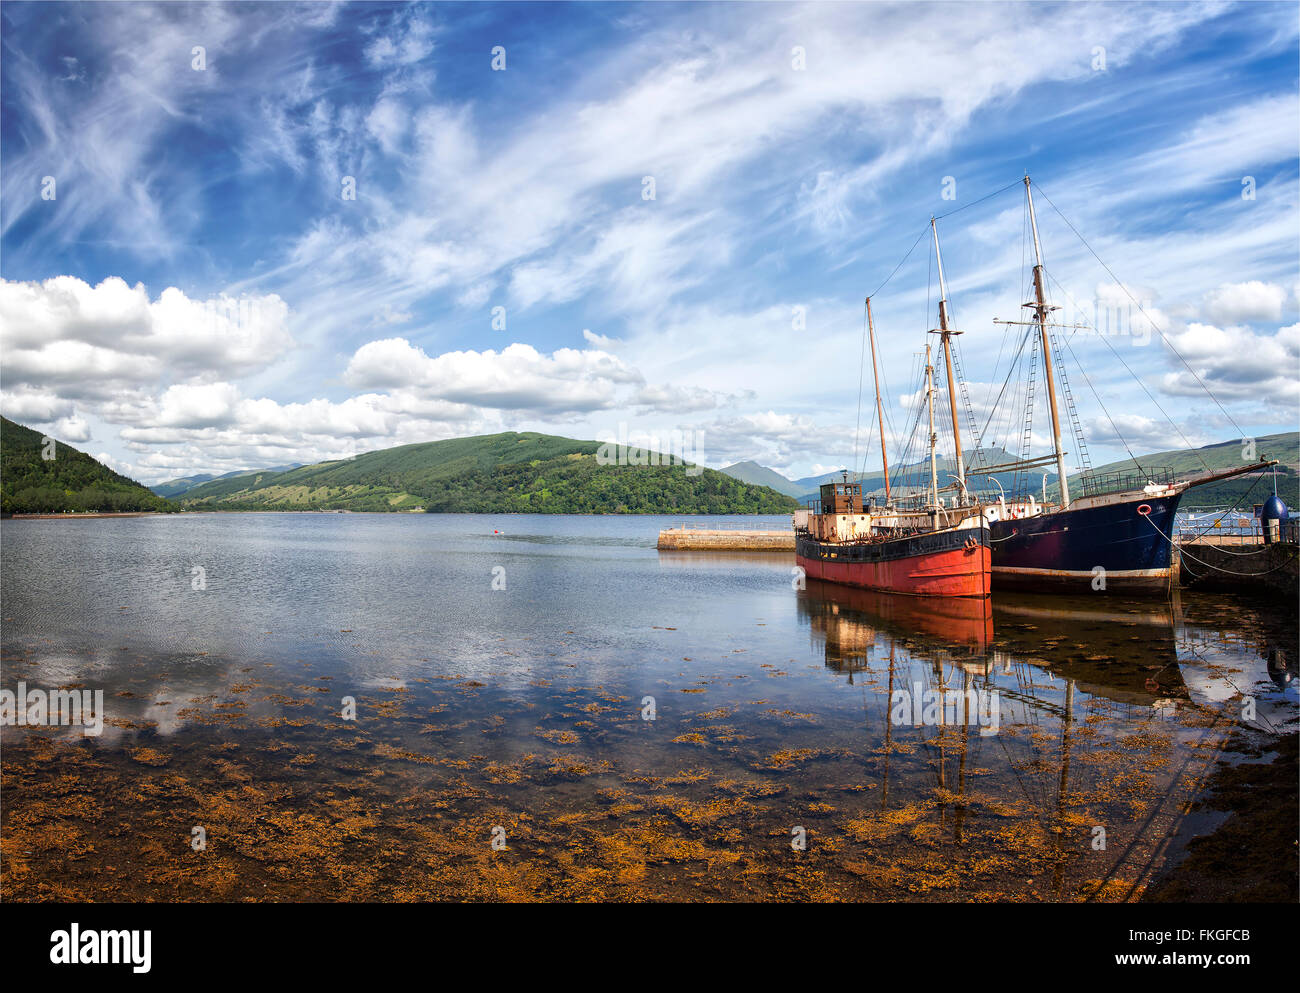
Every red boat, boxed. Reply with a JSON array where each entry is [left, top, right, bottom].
[[795, 478, 990, 598], [793, 281, 991, 599]]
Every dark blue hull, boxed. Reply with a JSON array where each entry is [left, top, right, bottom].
[[990, 493, 1182, 594]]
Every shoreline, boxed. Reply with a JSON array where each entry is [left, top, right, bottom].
[[3, 511, 171, 520]]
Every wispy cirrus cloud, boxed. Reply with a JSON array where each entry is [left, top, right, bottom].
[[1, 1, 1296, 485]]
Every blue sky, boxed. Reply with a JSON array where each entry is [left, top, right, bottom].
[[2, 0, 1297, 485]]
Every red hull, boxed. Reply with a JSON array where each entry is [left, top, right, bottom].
[[797, 544, 991, 598]]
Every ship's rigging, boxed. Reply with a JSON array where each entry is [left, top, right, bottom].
[[850, 175, 1270, 510]]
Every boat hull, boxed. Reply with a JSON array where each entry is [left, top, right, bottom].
[[796, 526, 991, 597], [989, 493, 1182, 594]]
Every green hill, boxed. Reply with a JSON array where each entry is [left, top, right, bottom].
[[1, 416, 175, 514], [179, 431, 800, 514]]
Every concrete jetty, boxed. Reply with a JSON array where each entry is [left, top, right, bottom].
[[1178, 535, 1298, 599], [657, 526, 794, 551]]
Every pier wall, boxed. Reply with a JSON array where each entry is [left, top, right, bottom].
[[1178, 540, 1299, 599], [656, 528, 794, 551]]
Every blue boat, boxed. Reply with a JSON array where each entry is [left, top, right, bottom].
[[990, 493, 1180, 593], [977, 178, 1272, 594]]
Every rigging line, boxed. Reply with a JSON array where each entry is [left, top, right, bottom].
[[976, 324, 1034, 450], [1141, 515, 1298, 576], [933, 179, 1024, 221], [1054, 327, 1147, 478], [866, 225, 931, 300], [1032, 181, 1248, 441], [1042, 268, 1211, 472], [982, 194, 1030, 449], [853, 300, 869, 478], [894, 359, 928, 495], [979, 321, 1012, 442], [1043, 268, 1201, 476]]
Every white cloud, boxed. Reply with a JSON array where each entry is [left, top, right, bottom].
[[369, 303, 413, 327], [364, 11, 436, 67], [343, 338, 644, 413], [1160, 321, 1300, 401], [1084, 413, 1204, 452], [1203, 280, 1288, 325], [0, 386, 75, 423], [582, 329, 621, 349], [366, 98, 409, 155], [156, 383, 243, 429], [0, 277, 293, 394], [52, 413, 91, 443]]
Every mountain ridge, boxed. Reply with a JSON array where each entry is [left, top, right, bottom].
[[179, 431, 800, 514]]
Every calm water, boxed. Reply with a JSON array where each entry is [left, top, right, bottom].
[[2, 513, 1295, 901]]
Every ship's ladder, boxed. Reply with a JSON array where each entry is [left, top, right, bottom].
[[1048, 324, 1092, 477]]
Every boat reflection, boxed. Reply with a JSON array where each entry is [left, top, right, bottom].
[[990, 593, 1186, 707], [798, 579, 992, 679], [799, 579, 1297, 739], [794, 581, 1299, 897]]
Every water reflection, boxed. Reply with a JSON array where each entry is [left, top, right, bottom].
[[798, 581, 992, 678], [795, 579, 1296, 898], [799, 581, 1293, 729], [3, 515, 1294, 902]]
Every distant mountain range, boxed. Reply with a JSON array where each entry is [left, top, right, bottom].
[[6, 414, 1292, 516], [721, 432, 1299, 510], [151, 464, 303, 498], [716, 461, 806, 499], [723, 447, 1021, 504]]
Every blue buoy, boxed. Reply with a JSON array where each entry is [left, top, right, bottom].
[[1261, 494, 1289, 543]]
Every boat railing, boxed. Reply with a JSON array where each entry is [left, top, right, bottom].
[[1076, 466, 1176, 498], [1177, 518, 1298, 546]]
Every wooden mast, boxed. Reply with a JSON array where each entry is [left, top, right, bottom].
[[926, 343, 939, 527], [865, 297, 891, 505], [1024, 176, 1070, 507], [931, 218, 965, 501]]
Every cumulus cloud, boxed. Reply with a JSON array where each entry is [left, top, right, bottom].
[[52, 413, 92, 443], [343, 338, 644, 413], [699, 411, 825, 468], [1202, 280, 1288, 325], [0, 386, 75, 423], [0, 277, 293, 395], [1084, 413, 1205, 452], [1160, 320, 1300, 401]]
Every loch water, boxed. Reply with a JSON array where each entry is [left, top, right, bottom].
[[2, 513, 1295, 901]]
